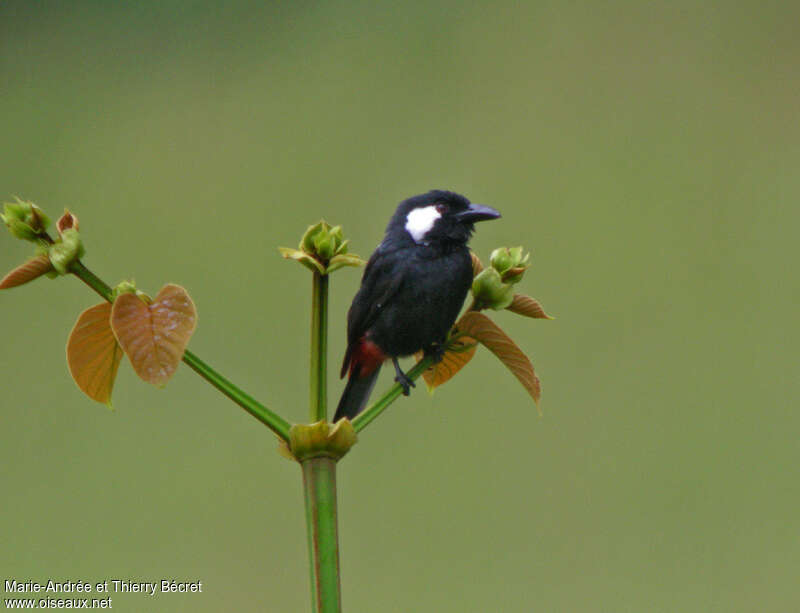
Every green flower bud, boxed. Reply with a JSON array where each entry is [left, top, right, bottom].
[[313, 231, 335, 261], [335, 238, 350, 255], [490, 246, 530, 284], [3, 201, 28, 220], [49, 228, 85, 274], [4, 218, 38, 241], [471, 267, 514, 310], [283, 220, 363, 274], [298, 220, 350, 263], [1, 198, 50, 242], [329, 225, 344, 246], [300, 221, 327, 253], [489, 247, 514, 274]]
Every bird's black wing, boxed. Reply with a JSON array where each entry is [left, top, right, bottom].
[[340, 247, 407, 377]]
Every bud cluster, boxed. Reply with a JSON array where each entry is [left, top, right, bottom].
[[49, 210, 85, 274], [1, 197, 50, 242], [471, 246, 531, 310], [280, 220, 363, 275], [300, 221, 349, 263], [1, 201, 86, 288]]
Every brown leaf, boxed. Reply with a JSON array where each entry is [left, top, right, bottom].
[[66, 302, 124, 406], [470, 251, 484, 277], [111, 284, 197, 387], [506, 294, 554, 319], [456, 311, 541, 406], [0, 255, 53, 289], [415, 336, 479, 391]]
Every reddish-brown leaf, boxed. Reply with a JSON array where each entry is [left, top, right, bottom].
[[470, 251, 484, 278], [456, 311, 541, 406], [0, 255, 53, 289], [506, 294, 553, 319], [415, 336, 479, 391], [111, 284, 197, 387], [66, 302, 123, 406]]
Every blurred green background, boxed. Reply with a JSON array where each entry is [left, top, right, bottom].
[[2, 1, 798, 611]]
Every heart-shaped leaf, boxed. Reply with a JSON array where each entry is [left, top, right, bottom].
[[0, 254, 53, 289], [506, 294, 554, 319], [111, 284, 197, 387], [415, 336, 478, 392], [66, 302, 124, 406], [456, 311, 541, 406]]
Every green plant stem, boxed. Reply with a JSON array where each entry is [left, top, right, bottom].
[[304, 270, 343, 611], [310, 271, 328, 422], [71, 260, 113, 301], [351, 356, 433, 433], [69, 260, 291, 440], [302, 456, 342, 613]]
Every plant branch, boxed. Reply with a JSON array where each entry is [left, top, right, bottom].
[[351, 355, 434, 433], [68, 260, 291, 440], [71, 260, 113, 301], [310, 271, 328, 422], [181, 351, 291, 439]]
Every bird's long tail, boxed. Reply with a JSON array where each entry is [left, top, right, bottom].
[[334, 364, 382, 422]]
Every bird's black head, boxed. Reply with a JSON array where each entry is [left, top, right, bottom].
[[387, 190, 501, 247]]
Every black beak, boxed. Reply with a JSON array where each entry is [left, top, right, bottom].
[[456, 203, 501, 223]]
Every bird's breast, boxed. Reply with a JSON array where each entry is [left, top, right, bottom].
[[368, 248, 472, 357]]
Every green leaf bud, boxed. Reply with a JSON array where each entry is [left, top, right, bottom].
[[335, 239, 350, 255], [300, 221, 327, 253], [48, 228, 85, 274], [491, 246, 530, 284], [283, 221, 363, 274], [3, 218, 39, 241], [2, 198, 50, 242], [471, 267, 514, 310], [313, 231, 336, 261], [112, 280, 137, 299], [489, 247, 514, 274], [329, 225, 344, 245]]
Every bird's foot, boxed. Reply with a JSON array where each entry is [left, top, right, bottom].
[[424, 343, 447, 364], [392, 357, 416, 396], [394, 372, 416, 396]]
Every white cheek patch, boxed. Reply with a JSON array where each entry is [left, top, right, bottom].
[[405, 205, 441, 242]]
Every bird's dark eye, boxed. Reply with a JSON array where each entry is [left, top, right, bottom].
[[435, 203, 448, 214]]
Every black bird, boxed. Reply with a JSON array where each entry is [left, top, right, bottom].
[[334, 190, 500, 421]]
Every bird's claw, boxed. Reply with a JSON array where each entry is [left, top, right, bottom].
[[394, 372, 416, 396], [424, 343, 446, 364]]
